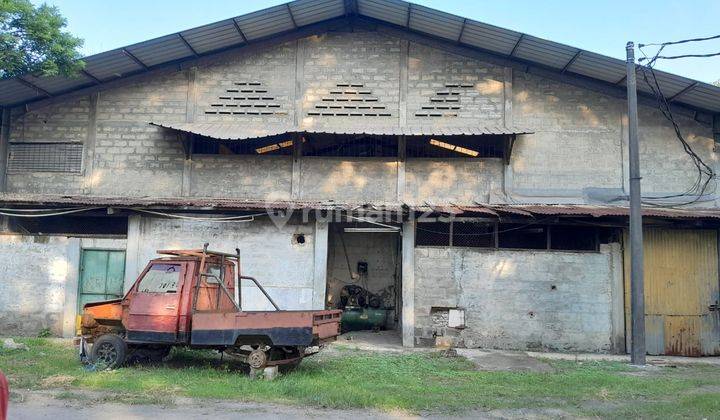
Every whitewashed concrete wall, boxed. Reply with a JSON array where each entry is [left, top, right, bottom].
[[126, 215, 323, 311], [0, 235, 126, 337], [413, 244, 623, 353]]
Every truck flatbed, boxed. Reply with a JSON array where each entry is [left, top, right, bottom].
[[78, 245, 342, 370]]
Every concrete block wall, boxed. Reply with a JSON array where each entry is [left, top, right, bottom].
[[407, 42, 505, 125], [127, 216, 321, 311], [195, 42, 296, 125], [299, 157, 398, 202], [413, 245, 620, 352], [510, 72, 624, 196], [92, 71, 187, 197], [190, 155, 292, 199], [301, 31, 400, 130], [7, 97, 91, 194], [0, 235, 72, 336], [4, 26, 716, 206], [638, 107, 716, 196], [404, 158, 504, 205], [0, 235, 126, 337], [510, 72, 717, 201]]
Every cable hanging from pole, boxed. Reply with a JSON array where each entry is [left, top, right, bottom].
[[633, 35, 720, 207]]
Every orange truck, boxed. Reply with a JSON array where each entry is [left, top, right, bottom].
[[77, 245, 341, 370]]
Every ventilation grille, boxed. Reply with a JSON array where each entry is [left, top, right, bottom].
[[415, 82, 477, 117], [308, 83, 392, 117], [205, 81, 287, 116], [8, 142, 83, 173]]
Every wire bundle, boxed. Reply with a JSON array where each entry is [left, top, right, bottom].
[[635, 35, 720, 207]]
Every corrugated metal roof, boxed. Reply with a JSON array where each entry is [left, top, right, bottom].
[[0, 193, 404, 212], [1, 0, 720, 114], [0, 192, 718, 220], [149, 121, 534, 140], [415, 203, 720, 220]]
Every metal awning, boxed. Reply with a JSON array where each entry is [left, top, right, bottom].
[[0, 193, 718, 220], [1, 0, 719, 115], [149, 121, 533, 140], [0, 193, 404, 212], [413, 203, 720, 220]]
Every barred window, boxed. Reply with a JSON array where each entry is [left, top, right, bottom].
[[7, 142, 83, 173], [452, 221, 495, 248], [416, 220, 606, 252], [415, 222, 450, 246]]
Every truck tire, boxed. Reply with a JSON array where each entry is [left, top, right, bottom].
[[91, 334, 127, 369]]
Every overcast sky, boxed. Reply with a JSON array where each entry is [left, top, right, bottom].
[[37, 0, 720, 84]]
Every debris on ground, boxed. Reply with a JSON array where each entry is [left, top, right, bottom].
[[2, 338, 29, 351], [438, 348, 458, 358], [40, 375, 75, 388]]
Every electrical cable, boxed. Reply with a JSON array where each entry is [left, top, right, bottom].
[[128, 208, 268, 222], [644, 52, 720, 61], [633, 40, 718, 207], [0, 207, 103, 218], [0, 207, 91, 212], [638, 34, 720, 48]]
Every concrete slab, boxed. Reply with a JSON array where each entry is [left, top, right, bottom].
[[332, 330, 411, 353], [456, 349, 554, 373], [527, 351, 720, 366]]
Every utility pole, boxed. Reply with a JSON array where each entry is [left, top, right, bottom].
[[626, 42, 646, 365]]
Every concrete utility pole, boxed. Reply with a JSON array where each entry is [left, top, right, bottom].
[[626, 42, 646, 365]]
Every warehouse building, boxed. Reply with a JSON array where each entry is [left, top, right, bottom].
[[1, 0, 720, 356]]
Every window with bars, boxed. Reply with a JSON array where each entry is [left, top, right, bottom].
[[7, 142, 83, 173], [416, 220, 608, 252]]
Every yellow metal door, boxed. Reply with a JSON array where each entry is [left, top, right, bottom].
[[624, 228, 720, 356]]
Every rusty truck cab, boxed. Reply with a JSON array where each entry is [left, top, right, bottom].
[[83, 246, 252, 344], [80, 245, 341, 370]]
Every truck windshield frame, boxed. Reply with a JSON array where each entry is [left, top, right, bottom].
[[137, 263, 182, 294]]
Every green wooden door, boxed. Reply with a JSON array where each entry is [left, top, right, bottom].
[[78, 249, 126, 310]]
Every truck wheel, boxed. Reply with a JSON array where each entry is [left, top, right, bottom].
[[91, 334, 127, 369], [247, 349, 268, 369]]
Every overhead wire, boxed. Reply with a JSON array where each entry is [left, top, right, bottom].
[[128, 208, 269, 222], [638, 34, 720, 48], [633, 34, 720, 207], [0, 207, 103, 218]]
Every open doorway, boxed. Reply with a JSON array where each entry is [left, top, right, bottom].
[[325, 223, 401, 335]]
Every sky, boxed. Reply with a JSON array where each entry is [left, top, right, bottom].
[[36, 0, 720, 84]]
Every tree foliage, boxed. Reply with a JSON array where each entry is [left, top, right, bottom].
[[0, 0, 84, 79]]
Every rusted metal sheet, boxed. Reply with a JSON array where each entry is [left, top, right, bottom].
[[1, 192, 719, 221], [624, 228, 720, 356], [417, 203, 720, 220], [664, 316, 702, 356], [149, 121, 534, 140], [0, 192, 405, 212]]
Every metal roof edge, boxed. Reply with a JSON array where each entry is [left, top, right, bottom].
[[2, 0, 719, 117]]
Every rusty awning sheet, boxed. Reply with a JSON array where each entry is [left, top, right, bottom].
[[149, 122, 534, 140], [412, 203, 720, 220], [0, 193, 405, 212], [0, 193, 719, 221]]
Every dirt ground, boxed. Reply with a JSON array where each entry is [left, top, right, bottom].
[[8, 389, 577, 420], [6, 331, 720, 419]]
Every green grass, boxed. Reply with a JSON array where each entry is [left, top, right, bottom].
[[2, 338, 720, 417]]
